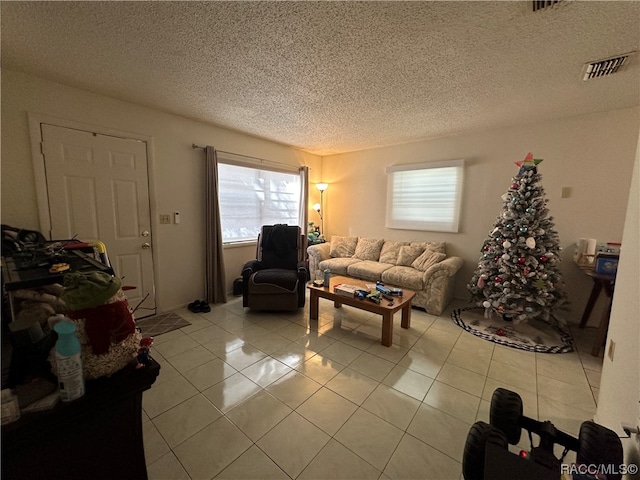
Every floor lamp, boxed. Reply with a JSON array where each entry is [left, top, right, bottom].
[[315, 183, 328, 236]]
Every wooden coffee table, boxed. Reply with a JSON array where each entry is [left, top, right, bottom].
[[308, 275, 415, 347]]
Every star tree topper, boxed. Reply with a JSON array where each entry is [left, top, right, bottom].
[[515, 152, 543, 175]]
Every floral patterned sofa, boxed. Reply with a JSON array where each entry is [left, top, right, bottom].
[[307, 236, 463, 315]]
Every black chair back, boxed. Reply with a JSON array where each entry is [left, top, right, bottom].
[[258, 224, 301, 270]]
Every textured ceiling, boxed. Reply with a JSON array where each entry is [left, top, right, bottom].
[[2, 1, 639, 156]]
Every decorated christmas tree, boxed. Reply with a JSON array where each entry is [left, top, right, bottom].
[[467, 153, 567, 326]]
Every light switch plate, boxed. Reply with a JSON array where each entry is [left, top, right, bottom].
[[159, 214, 171, 224]]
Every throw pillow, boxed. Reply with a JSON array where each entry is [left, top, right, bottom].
[[353, 238, 385, 261], [329, 236, 358, 258], [397, 244, 425, 266], [411, 241, 446, 254], [412, 248, 447, 271], [379, 241, 410, 264]]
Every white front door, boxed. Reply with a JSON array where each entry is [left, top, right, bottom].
[[41, 124, 156, 316]]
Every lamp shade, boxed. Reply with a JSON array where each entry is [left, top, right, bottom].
[[316, 183, 329, 192], [312, 203, 321, 212]]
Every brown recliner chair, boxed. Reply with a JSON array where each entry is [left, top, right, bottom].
[[242, 224, 308, 311]]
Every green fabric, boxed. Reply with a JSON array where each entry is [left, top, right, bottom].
[[62, 272, 122, 310]]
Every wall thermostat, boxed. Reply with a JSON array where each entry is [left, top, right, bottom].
[[174, 211, 180, 224]]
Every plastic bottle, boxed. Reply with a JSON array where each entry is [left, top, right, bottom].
[[323, 268, 331, 287], [54, 320, 85, 402]]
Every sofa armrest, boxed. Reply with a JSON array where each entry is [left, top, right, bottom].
[[423, 256, 463, 280], [297, 260, 308, 281], [420, 256, 464, 315], [307, 242, 331, 278], [242, 260, 262, 277]]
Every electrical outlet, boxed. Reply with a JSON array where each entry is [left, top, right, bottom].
[[159, 214, 171, 224], [608, 339, 615, 361]]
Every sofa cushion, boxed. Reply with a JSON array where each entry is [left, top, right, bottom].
[[412, 249, 447, 272], [381, 266, 425, 291], [397, 244, 425, 266], [353, 237, 385, 261], [330, 236, 358, 258], [379, 241, 410, 265], [319, 257, 361, 275], [347, 261, 394, 282]]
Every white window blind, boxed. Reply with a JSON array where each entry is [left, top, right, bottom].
[[386, 159, 464, 233], [218, 162, 301, 243]]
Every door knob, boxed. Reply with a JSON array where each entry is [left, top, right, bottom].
[[141, 230, 150, 237], [142, 242, 151, 249]]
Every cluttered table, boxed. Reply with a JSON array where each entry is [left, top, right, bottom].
[[2, 358, 160, 480], [2, 249, 113, 291], [574, 249, 619, 357], [1, 245, 158, 479]]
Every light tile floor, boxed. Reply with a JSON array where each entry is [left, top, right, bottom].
[[142, 295, 604, 480]]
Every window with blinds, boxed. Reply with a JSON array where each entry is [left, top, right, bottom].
[[386, 159, 465, 233], [218, 163, 301, 244]]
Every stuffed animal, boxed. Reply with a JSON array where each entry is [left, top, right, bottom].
[[13, 285, 67, 329], [136, 337, 154, 369], [48, 272, 141, 380]]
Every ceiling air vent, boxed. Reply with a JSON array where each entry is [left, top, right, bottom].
[[583, 53, 635, 81], [532, 0, 562, 12]]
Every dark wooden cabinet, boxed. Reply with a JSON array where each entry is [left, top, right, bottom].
[[1, 248, 159, 479], [2, 359, 160, 480]]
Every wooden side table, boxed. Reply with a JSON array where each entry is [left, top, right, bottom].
[[577, 266, 615, 356]]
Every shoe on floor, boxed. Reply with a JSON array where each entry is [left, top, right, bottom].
[[188, 300, 202, 312]]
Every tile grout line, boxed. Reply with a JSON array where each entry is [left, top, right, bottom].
[[144, 300, 603, 480]]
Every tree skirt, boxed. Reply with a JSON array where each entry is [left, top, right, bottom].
[[451, 307, 573, 353], [136, 312, 190, 337]]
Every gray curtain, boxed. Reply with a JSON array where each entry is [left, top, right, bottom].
[[299, 166, 309, 251], [205, 146, 227, 304]]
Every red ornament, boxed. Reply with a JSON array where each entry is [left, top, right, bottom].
[[510, 183, 518, 190], [540, 256, 548, 263], [518, 257, 526, 264], [496, 328, 506, 336], [484, 245, 490, 251], [495, 276, 503, 283]]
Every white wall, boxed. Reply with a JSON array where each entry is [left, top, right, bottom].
[[595, 133, 640, 474], [3, 68, 637, 326], [1, 70, 322, 312], [322, 107, 639, 324]]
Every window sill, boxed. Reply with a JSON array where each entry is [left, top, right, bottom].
[[223, 241, 257, 249]]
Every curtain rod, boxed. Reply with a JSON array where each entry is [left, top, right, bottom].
[[192, 143, 299, 169]]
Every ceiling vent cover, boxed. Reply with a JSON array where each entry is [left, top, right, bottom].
[[532, 1, 561, 12], [583, 53, 635, 81]]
